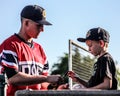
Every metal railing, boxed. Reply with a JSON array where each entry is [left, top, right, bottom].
[[15, 90, 120, 96]]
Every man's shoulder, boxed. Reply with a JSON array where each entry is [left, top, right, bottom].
[[0, 34, 16, 46], [2, 34, 18, 43], [33, 42, 43, 49]]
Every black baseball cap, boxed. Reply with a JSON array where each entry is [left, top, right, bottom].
[[77, 27, 110, 43], [21, 5, 52, 25]]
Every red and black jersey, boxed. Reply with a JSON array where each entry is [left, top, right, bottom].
[[0, 34, 49, 96]]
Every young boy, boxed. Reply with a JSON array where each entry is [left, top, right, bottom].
[[67, 27, 117, 90]]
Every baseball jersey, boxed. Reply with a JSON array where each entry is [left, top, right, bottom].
[[88, 52, 117, 89], [0, 34, 49, 96]]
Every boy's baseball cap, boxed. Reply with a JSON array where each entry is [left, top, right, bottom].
[[77, 27, 110, 43], [21, 5, 52, 25]]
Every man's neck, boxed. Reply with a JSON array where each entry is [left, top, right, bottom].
[[18, 32, 33, 43]]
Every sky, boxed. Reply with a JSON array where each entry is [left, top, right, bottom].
[[0, 0, 120, 70]]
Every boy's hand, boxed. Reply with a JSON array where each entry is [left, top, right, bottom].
[[67, 71, 80, 82]]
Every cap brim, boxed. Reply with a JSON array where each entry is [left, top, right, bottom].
[[36, 19, 52, 25], [77, 38, 86, 42]]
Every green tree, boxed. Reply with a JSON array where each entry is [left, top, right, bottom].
[[50, 53, 69, 83], [117, 69, 120, 89], [114, 61, 120, 89]]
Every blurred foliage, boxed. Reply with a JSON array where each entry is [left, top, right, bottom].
[[116, 66, 120, 89], [50, 53, 69, 83]]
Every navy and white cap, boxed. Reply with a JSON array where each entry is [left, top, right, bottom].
[[21, 5, 52, 25], [77, 27, 110, 43]]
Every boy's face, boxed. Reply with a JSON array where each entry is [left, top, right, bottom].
[[85, 40, 102, 56]]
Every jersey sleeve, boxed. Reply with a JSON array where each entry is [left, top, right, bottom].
[[0, 40, 19, 78], [100, 56, 112, 80], [0, 44, 18, 69]]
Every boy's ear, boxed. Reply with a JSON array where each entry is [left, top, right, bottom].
[[25, 20, 29, 26], [22, 19, 29, 27], [99, 40, 105, 47]]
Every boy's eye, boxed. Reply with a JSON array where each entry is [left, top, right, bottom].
[[37, 24, 43, 27]]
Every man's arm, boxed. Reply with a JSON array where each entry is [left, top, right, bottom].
[[8, 72, 61, 86], [4, 66, 61, 86], [8, 72, 47, 85]]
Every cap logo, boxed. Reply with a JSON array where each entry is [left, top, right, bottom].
[[42, 10, 46, 18], [98, 28, 101, 33], [86, 31, 91, 38]]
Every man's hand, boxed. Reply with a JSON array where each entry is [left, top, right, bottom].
[[47, 75, 62, 84], [47, 75, 65, 90]]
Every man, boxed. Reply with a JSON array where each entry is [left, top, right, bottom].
[[0, 5, 62, 96]]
